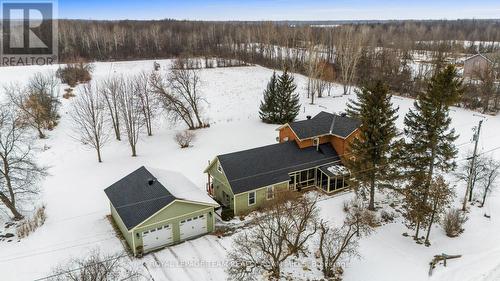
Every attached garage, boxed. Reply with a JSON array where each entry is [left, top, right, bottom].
[[105, 166, 219, 256]]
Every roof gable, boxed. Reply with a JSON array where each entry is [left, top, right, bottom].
[[104, 166, 175, 230], [288, 111, 361, 139]]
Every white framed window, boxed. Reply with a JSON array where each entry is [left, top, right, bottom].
[[217, 162, 223, 173], [248, 191, 256, 206], [266, 186, 274, 200]]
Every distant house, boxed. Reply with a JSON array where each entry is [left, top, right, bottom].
[[104, 166, 219, 256], [463, 53, 499, 79], [204, 111, 361, 216]]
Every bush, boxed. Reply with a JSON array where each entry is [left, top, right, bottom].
[[442, 209, 467, 237], [221, 208, 234, 221], [16, 205, 47, 239], [62, 88, 75, 99], [342, 200, 350, 213], [380, 210, 395, 223], [175, 130, 195, 148], [56, 61, 93, 87]]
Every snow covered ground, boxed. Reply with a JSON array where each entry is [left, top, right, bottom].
[[0, 59, 499, 281]]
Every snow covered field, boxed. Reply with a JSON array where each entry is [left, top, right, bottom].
[[0, 59, 499, 281]]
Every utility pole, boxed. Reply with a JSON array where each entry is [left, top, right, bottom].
[[462, 119, 483, 211]]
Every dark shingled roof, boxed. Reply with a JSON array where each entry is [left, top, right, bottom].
[[217, 141, 341, 194], [104, 166, 176, 230], [289, 111, 361, 139]]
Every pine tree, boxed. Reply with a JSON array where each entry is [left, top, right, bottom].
[[276, 70, 300, 123], [259, 72, 279, 123], [345, 81, 399, 211], [402, 65, 463, 240], [259, 70, 300, 124]]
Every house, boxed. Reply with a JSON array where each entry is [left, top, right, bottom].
[[463, 53, 499, 79], [104, 166, 219, 256], [204, 111, 361, 216]]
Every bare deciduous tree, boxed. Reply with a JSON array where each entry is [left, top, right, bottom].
[[71, 83, 109, 163], [6, 72, 60, 138], [335, 26, 364, 95], [227, 205, 293, 280], [133, 72, 156, 136], [49, 249, 142, 281], [149, 63, 207, 130], [318, 204, 374, 279], [479, 157, 500, 207], [228, 192, 319, 280], [283, 194, 319, 255], [0, 105, 47, 220], [118, 77, 144, 157], [100, 76, 122, 141]]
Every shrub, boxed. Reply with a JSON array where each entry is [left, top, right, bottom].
[[442, 209, 467, 237], [16, 205, 47, 239], [342, 200, 350, 213], [175, 130, 195, 148], [56, 61, 93, 87], [62, 88, 75, 99], [221, 208, 234, 221], [380, 210, 395, 223]]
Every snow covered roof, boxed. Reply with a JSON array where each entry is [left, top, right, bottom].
[[145, 166, 218, 206], [104, 166, 218, 230], [319, 163, 350, 177]]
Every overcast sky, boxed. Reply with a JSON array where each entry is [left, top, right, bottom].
[[57, 0, 500, 21]]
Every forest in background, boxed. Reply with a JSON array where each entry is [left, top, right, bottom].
[[43, 19, 500, 113]]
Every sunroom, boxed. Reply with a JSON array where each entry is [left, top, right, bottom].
[[316, 164, 350, 193]]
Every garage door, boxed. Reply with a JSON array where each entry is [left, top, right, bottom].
[[142, 224, 173, 252], [179, 214, 207, 240]]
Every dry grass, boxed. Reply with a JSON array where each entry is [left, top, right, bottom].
[[16, 205, 47, 239]]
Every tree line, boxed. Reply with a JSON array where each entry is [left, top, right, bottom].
[[56, 19, 500, 113]]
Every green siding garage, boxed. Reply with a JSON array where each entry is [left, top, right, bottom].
[[105, 166, 219, 256]]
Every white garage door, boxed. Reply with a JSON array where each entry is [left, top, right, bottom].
[[142, 224, 173, 252], [179, 214, 208, 240]]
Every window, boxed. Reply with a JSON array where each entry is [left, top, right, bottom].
[[313, 137, 319, 146], [266, 186, 274, 200], [248, 191, 256, 205], [217, 162, 223, 173], [283, 137, 289, 141]]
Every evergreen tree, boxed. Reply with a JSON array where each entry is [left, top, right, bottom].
[[259, 72, 279, 123], [401, 65, 463, 240], [259, 70, 300, 124], [345, 81, 399, 211], [276, 70, 300, 123]]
